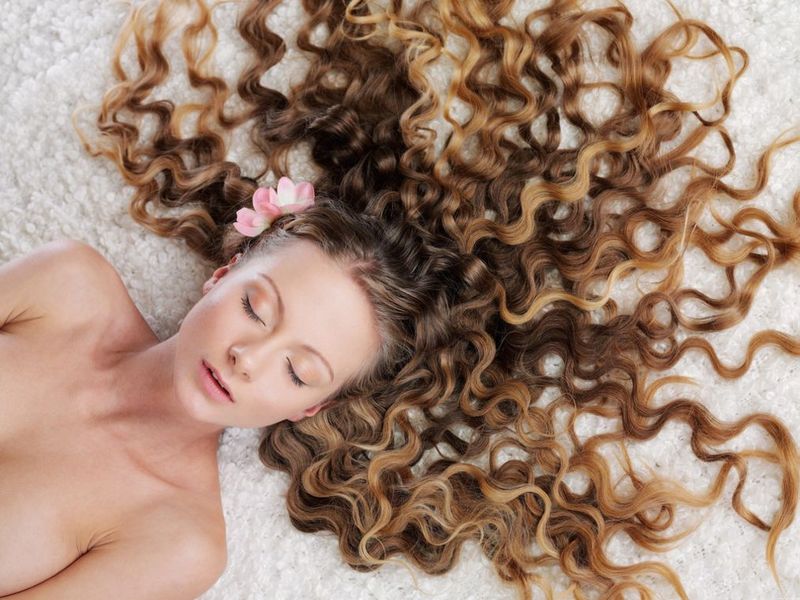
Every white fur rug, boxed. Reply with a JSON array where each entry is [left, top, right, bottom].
[[1, 0, 798, 598]]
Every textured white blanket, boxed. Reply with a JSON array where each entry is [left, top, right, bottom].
[[0, 0, 798, 598]]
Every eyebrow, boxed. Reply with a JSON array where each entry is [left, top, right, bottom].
[[257, 273, 335, 383]]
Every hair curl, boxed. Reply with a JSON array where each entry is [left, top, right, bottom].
[[73, 0, 800, 598]]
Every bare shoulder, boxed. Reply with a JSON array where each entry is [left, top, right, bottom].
[[0, 239, 146, 336], [119, 494, 228, 584], [39, 239, 126, 317], [135, 497, 227, 566], [51, 240, 129, 326]]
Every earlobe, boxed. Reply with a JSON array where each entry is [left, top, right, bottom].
[[287, 402, 324, 422], [202, 273, 224, 295], [304, 402, 324, 417], [202, 278, 216, 295]]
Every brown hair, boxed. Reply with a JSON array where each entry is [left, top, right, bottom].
[[73, 0, 800, 598], [226, 197, 464, 411]]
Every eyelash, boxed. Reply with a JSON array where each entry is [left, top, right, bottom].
[[240, 294, 306, 388]]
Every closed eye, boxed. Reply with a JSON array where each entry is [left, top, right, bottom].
[[241, 294, 306, 387], [286, 357, 306, 387], [241, 294, 264, 325]]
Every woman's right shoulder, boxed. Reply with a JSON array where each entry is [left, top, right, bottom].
[[0, 238, 120, 332]]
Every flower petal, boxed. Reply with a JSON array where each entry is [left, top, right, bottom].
[[234, 207, 271, 236], [294, 181, 315, 204], [235, 207, 259, 226], [252, 187, 270, 211], [252, 187, 282, 219], [276, 176, 297, 207]]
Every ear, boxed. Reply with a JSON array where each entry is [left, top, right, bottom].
[[202, 252, 242, 295], [287, 401, 325, 422]]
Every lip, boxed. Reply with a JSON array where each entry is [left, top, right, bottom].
[[201, 359, 235, 404]]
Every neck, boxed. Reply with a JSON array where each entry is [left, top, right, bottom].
[[87, 333, 225, 488]]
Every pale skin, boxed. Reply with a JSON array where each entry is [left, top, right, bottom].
[[91, 238, 381, 477], [0, 237, 381, 598]]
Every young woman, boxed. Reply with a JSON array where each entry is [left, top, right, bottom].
[[0, 192, 457, 598], [1, 0, 798, 598]]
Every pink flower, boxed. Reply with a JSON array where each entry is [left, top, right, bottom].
[[234, 177, 316, 237]]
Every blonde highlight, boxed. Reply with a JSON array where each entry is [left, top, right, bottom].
[[75, 0, 800, 597]]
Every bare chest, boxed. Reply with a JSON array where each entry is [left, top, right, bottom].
[[0, 312, 221, 596], [0, 437, 168, 596]]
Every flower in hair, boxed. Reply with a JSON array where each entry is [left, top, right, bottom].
[[233, 176, 315, 237]]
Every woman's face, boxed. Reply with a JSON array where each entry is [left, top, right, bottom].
[[174, 238, 381, 428]]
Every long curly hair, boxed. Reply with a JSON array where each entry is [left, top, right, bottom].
[[73, 0, 800, 598]]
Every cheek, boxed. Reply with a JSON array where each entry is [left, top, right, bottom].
[[183, 298, 229, 338], [259, 390, 312, 418], [176, 311, 205, 349], [174, 305, 223, 372]]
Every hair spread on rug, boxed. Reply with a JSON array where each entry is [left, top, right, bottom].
[[73, 0, 800, 597]]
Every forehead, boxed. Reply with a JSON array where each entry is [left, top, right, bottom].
[[242, 240, 379, 378], [248, 240, 352, 297]]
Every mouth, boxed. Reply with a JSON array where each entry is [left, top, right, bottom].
[[203, 360, 235, 403]]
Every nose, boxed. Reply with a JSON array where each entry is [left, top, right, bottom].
[[229, 344, 253, 380], [229, 321, 283, 381]]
